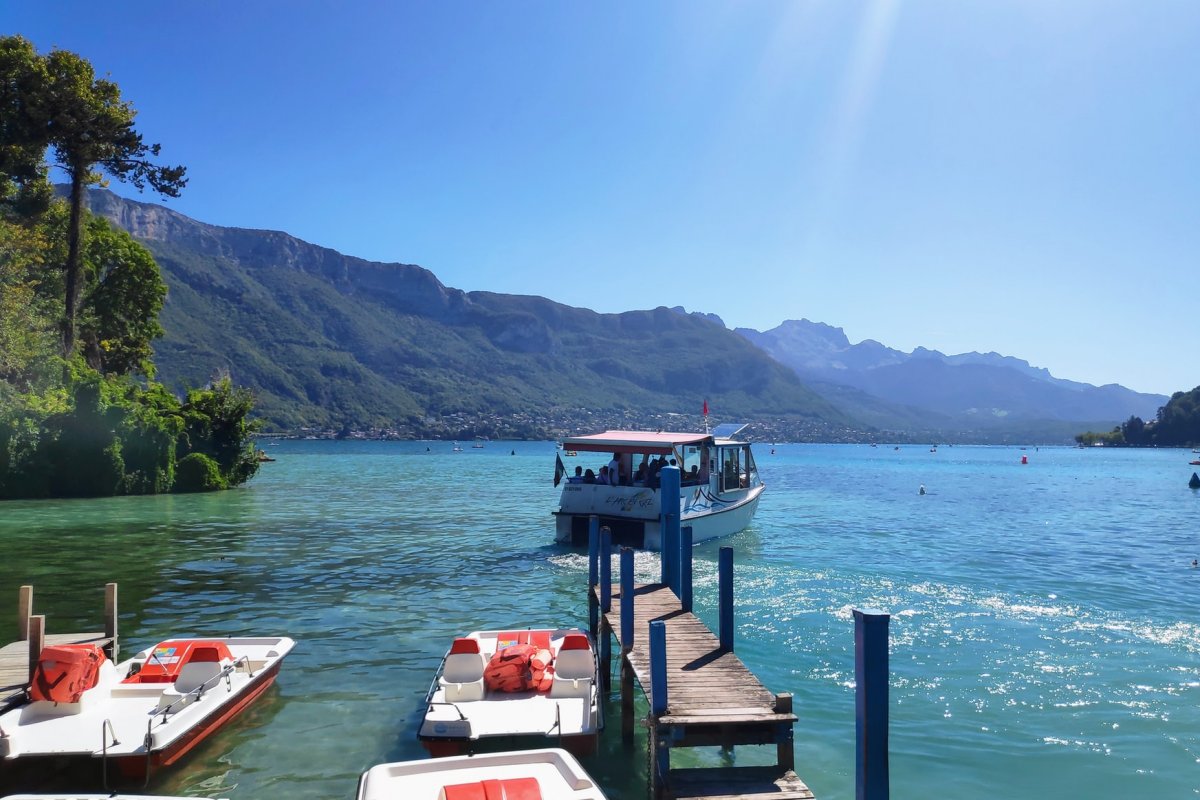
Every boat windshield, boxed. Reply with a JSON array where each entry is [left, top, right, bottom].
[[717, 444, 758, 492]]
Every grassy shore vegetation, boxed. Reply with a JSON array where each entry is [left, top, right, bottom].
[[1076, 386, 1200, 448], [0, 35, 259, 498]]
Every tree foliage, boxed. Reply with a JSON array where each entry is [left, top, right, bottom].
[[0, 35, 186, 355], [1077, 386, 1200, 448], [0, 36, 257, 500]]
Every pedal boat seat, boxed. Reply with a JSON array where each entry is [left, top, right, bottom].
[[157, 645, 227, 711], [440, 638, 486, 703], [441, 777, 541, 800], [549, 633, 593, 699]]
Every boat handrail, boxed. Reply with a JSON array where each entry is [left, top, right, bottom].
[[422, 654, 448, 706], [426, 701, 467, 721], [547, 701, 561, 737], [158, 662, 241, 720], [100, 717, 120, 791], [234, 654, 255, 677]]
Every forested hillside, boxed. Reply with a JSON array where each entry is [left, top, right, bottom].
[[86, 190, 853, 438]]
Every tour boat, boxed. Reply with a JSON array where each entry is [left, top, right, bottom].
[[552, 424, 763, 549], [418, 629, 602, 757], [0, 636, 295, 778], [357, 748, 608, 799]]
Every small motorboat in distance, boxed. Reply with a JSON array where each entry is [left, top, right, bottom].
[[0, 636, 295, 778], [357, 748, 607, 800], [419, 629, 602, 757]]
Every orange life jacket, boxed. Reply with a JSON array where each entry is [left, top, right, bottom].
[[29, 643, 107, 704], [483, 643, 537, 693]]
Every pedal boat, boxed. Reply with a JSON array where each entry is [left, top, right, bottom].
[[419, 629, 602, 757], [0, 636, 294, 778], [358, 748, 607, 800]]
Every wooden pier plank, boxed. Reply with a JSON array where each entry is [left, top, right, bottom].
[[597, 583, 795, 724]]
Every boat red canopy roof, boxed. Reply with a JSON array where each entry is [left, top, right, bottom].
[[561, 430, 712, 455]]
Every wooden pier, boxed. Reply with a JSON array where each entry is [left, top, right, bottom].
[[584, 465, 813, 800], [594, 580, 812, 799], [0, 583, 118, 708]]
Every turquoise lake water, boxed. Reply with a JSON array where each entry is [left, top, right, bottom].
[[1, 441, 1198, 798]]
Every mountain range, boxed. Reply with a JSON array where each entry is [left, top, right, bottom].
[[85, 189, 1165, 441], [83, 189, 848, 439]]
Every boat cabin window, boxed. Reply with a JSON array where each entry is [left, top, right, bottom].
[[680, 445, 706, 485], [718, 445, 757, 491]]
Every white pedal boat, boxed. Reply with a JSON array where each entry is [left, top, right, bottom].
[[0, 636, 294, 778], [357, 748, 607, 800], [419, 629, 602, 757]]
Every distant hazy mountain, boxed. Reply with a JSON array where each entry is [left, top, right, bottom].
[[85, 190, 848, 435], [730, 318, 1166, 425]]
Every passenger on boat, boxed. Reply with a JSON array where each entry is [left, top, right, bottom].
[[583, 468, 596, 484], [597, 466, 610, 485], [633, 462, 647, 486], [687, 465, 700, 483], [607, 453, 621, 486], [568, 466, 584, 484]]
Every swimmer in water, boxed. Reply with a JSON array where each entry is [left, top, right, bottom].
[[919, 484, 926, 495]]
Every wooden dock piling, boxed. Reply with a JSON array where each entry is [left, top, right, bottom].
[[1, 583, 120, 707]]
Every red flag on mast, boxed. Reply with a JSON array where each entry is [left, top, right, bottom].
[[702, 400, 708, 416]]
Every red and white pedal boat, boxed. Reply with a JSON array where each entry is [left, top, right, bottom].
[[419, 629, 602, 757], [357, 748, 608, 800], [0, 636, 295, 777]]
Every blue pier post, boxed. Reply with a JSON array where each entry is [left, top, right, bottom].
[[649, 620, 668, 715], [659, 466, 681, 593], [649, 619, 670, 789], [679, 525, 693, 613], [600, 527, 613, 614], [620, 546, 635, 649], [588, 515, 600, 587], [718, 546, 734, 652], [854, 608, 890, 800], [588, 516, 600, 637]]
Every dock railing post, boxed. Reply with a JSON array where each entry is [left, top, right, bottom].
[[679, 525, 693, 613], [104, 582, 118, 661], [588, 516, 600, 587], [649, 619, 670, 792], [588, 518, 600, 637], [600, 527, 613, 614], [620, 545, 636, 744], [775, 692, 795, 772], [620, 547, 634, 649], [855, 608, 890, 800], [27, 614, 44, 684], [659, 466, 680, 593], [718, 546, 734, 652], [650, 619, 668, 715], [17, 585, 32, 640]]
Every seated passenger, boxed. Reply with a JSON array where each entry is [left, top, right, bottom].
[[598, 466, 611, 485], [633, 463, 647, 485], [689, 465, 700, 482], [567, 466, 584, 484], [583, 468, 596, 484]]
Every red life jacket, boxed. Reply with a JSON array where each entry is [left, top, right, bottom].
[[29, 644, 107, 704]]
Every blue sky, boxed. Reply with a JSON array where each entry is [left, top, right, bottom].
[[7, 1, 1198, 395]]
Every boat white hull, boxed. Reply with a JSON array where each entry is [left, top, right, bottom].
[[419, 629, 602, 757], [555, 484, 763, 550], [358, 748, 608, 800], [0, 637, 294, 778]]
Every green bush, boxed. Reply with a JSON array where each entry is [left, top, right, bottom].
[[173, 452, 226, 493]]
